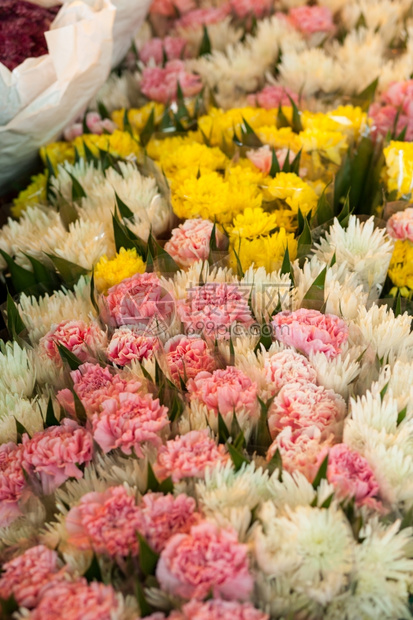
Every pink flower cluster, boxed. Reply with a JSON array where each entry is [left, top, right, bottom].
[[386, 207, 413, 242], [169, 600, 269, 620], [164, 218, 224, 268], [105, 272, 175, 329], [174, 6, 230, 30], [263, 349, 318, 396], [63, 112, 117, 142], [272, 308, 349, 359], [288, 5, 335, 35], [141, 60, 202, 104], [0, 442, 26, 527], [92, 391, 169, 456], [268, 381, 346, 440], [154, 429, 229, 483], [57, 362, 141, 417], [369, 80, 413, 141], [150, 0, 195, 17], [247, 85, 299, 109], [27, 579, 120, 620], [107, 328, 159, 366], [319, 443, 382, 509], [230, 0, 273, 20], [165, 335, 216, 384], [156, 520, 253, 600], [39, 320, 107, 366], [178, 282, 253, 339], [21, 419, 93, 495], [247, 145, 301, 175], [66, 486, 199, 558], [187, 366, 259, 423], [0, 545, 67, 608], [140, 36, 187, 65]]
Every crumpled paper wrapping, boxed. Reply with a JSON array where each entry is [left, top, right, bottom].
[[0, 0, 151, 190]]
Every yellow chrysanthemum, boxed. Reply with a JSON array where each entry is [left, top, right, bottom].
[[40, 141, 75, 170], [230, 228, 297, 274], [77, 130, 141, 161], [388, 239, 413, 293], [112, 103, 165, 135], [298, 128, 348, 166], [12, 173, 47, 217], [384, 141, 413, 197], [327, 105, 367, 139], [198, 107, 278, 147], [146, 132, 202, 161], [172, 171, 261, 224], [255, 126, 302, 152], [159, 142, 228, 178], [94, 248, 146, 293], [229, 207, 280, 239], [262, 172, 318, 216], [225, 162, 264, 188]]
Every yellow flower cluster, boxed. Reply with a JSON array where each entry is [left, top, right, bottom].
[[112, 103, 165, 137], [388, 239, 413, 296], [262, 172, 319, 216], [384, 141, 413, 198], [198, 106, 279, 147], [12, 172, 47, 217], [94, 248, 146, 293]]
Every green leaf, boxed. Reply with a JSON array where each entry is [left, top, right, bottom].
[[395, 124, 408, 142], [97, 101, 110, 120], [297, 212, 312, 259], [303, 266, 327, 301], [334, 154, 352, 212], [240, 117, 262, 147], [0, 594, 18, 617], [137, 532, 160, 576], [218, 412, 230, 444], [199, 25, 212, 56], [254, 397, 273, 454], [45, 395, 59, 427], [115, 192, 134, 219], [280, 245, 295, 285], [349, 137, 374, 209], [147, 461, 160, 492], [289, 149, 302, 175], [135, 580, 153, 617], [269, 147, 280, 177], [58, 195, 79, 229], [337, 191, 352, 227], [315, 184, 333, 225], [355, 77, 379, 111], [123, 108, 134, 137], [397, 406, 407, 426], [287, 94, 303, 133], [229, 336, 235, 366], [232, 243, 244, 278], [312, 454, 329, 489], [380, 381, 389, 400], [68, 172, 87, 201], [140, 108, 155, 148], [0, 249, 37, 293], [227, 443, 249, 471], [277, 103, 290, 129], [320, 492, 334, 509], [267, 447, 282, 478], [6, 291, 26, 338], [90, 270, 100, 315], [57, 343, 82, 370], [15, 417, 29, 442], [84, 553, 103, 582], [24, 253, 59, 292], [159, 476, 174, 494], [46, 254, 88, 286], [393, 290, 402, 317], [147, 233, 180, 273]]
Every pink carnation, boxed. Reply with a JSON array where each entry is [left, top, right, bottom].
[[386, 208, 413, 242], [154, 429, 229, 483], [175, 599, 269, 620], [187, 367, 259, 424], [150, 0, 195, 17], [174, 6, 230, 29], [21, 419, 93, 495], [0, 545, 67, 608], [165, 335, 216, 385], [141, 59, 202, 104], [66, 486, 141, 557], [140, 36, 187, 65], [247, 85, 299, 109], [289, 5, 335, 35], [247, 145, 299, 175], [319, 443, 382, 509], [272, 308, 348, 359], [0, 442, 26, 527], [268, 381, 346, 440], [39, 320, 107, 366], [57, 362, 141, 417], [164, 218, 224, 268], [92, 392, 169, 456], [105, 272, 175, 330], [63, 112, 116, 142], [178, 282, 254, 339], [107, 327, 159, 366], [230, 0, 273, 19], [27, 579, 119, 620], [266, 426, 332, 480], [263, 349, 317, 397], [156, 520, 253, 600], [137, 492, 199, 552]]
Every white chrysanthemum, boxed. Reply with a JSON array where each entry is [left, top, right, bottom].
[[254, 572, 316, 620], [310, 352, 360, 400], [352, 305, 413, 361], [268, 470, 317, 509], [161, 260, 235, 301], [95, 452, 148, 493], [175, 17, 243, 55], [90, 71, 137, 113], [0, 394, 45, 443], [52, 160, 105, 203], [341, 0, 403, 46], [279, 48, 343, 97], [324, 276, 369, 320], [327, 520, 413, 620], [0, 206, 61, 272], [317, 0, 349, 12], [196, 462, 272, 538], [18, 276, 94, 343], [177, 404, 209, 435], [372, 361, 413, 417], [314, 216, 394, 293], [241, 266, 292, 320], [44, 218, 114, 271], [291, 254, 325, 309], [330, 29, 385, 95], [254, 503, 354, 605], [378, 25, 413, 92], [0, 341, 36, 397], [187, 398, 258, 442]]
